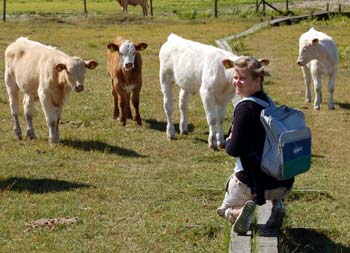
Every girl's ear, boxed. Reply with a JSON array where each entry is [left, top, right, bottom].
[[258, 58, 270, 66]]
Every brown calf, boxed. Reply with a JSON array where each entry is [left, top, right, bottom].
[[107, 36, 147, 126], [116, 0, 148, 16]]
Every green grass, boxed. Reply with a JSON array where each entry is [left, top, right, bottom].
[[1, 3, 350, 253]]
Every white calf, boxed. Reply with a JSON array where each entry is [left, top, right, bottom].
[[297, 27, 338, 110], [159, 33, 238, 150]]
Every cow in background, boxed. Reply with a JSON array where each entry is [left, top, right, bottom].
[[116, 0, 148, 16], [297, 27, 338, 110], [107, 36, 148, 126], [159, 33, 238, 150], [4, 37, 98, 144]]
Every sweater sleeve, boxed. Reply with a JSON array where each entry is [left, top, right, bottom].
[[225, 103, 252, 157], [225, 101, 267, 205]]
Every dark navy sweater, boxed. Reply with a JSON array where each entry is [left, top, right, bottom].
[[225, 91, 294, 205]]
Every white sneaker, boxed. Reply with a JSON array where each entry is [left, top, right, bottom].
[[266, 201, 285, 228], [233, 200, 256, 234]]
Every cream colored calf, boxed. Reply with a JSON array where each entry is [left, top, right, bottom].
[[4, 37, 98, 144]]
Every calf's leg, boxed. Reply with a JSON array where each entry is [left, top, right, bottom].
[[38, 90, 60, 144], [119, 93, 128, 126], [123, 2, 128, 13], [141, 3, 147, 16], [112, 80, 119, 120], [311, 65, 322, 110], [160, 69, 176, 139], [126, 93, 133, 120], [216, 103, 227, 149], [327, 71, 336, 110], [301, 66, 312, 103], [200, 87, 217, 150], [23, 94, 36, 139], [5, 69, 22, 140], [179, 88, 189, 134], [131, 87, 142, 125]]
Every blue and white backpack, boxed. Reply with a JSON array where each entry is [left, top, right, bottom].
[[238, 96, 312, 180]]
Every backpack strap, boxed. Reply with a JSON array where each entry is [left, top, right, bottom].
[[237, 96, 274, 108]]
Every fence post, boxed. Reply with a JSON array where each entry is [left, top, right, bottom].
[[3, 0, 6, 22], [214, 0, 218, 18], [326, 3, 329, 12], [150, 0, 153, 16], [262, 0, 266, 16], [83, 0, 87, 17], [339, 4, 341, 13]]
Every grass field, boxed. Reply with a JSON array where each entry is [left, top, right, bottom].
[[0, 1, 350, 252], [3, 0, 255, 18], [2, 0, 318, 19]]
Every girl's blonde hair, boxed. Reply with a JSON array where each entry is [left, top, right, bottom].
[[234, 56, 270, 82]]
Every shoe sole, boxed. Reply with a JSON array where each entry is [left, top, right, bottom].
[[266, 208, 285, 228], [233, 201, 256, 234], [216, 208, 225, 218]]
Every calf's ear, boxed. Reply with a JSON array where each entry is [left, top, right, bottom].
[[312, 38, 319, 45], [85, 61, 98, 70], [259, 58, 270, 66], [135, 43, 148, 51], [55, 63, 66, 72], [107, 43, 119, 52], [222, 59, 234, 69]]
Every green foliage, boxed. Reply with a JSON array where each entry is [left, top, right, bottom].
[[177, 9, 198, 20], [338, 46, 350, 61], [230, 39, 248, 54]]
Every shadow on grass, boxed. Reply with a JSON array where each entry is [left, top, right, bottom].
[[311, 154, 325, 158], [336, 102, 350, 110], [144, 118, 194, 133], [280, 228, 350, 253], [288, 189, 334, 202], [60, 139, 145, 157], [0, 177, 92, 194]]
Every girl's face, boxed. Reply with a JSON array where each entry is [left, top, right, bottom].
[[233, 67, 261, 97]]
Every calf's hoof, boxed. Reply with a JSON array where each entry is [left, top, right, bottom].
[[135, 116, 142, 126], [328, 105, 335, 110], [167, 135, 176, 140], [14, 130, 22, 141], [314, 105, 320, 111], [16, 135, 23, 141], [27, 129, 36, 139], [218, 143, 225, 150], [49, 139, 59, 146], [208, 143, 218, 151]]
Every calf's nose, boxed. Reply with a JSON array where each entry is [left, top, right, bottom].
[[125, 63, 133, 70], [75, 84, 84, 92]]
